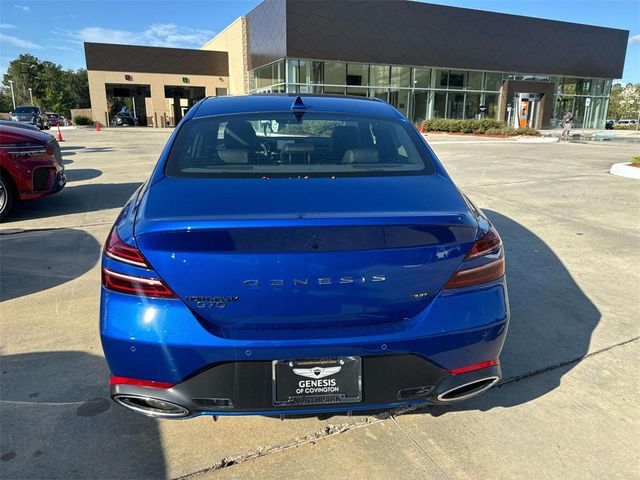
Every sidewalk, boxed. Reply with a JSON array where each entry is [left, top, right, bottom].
[[540, 128, 640, 143]]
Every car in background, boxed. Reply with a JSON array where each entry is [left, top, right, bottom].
[[102, 94, 509, 419], [0, 124, 66, 219], [0, 119, 41, 132], [11, 106, 50, 130], [111, 112, 135, 127], [616, 119, 638, 126], [46, 113, 63, 127], [605, 119, 615, 130]]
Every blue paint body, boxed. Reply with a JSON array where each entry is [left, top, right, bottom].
[[100, 95, 509, 415]]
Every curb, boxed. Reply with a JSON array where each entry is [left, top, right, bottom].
[[610, 162, 640, 179], [517, 137, 559, 143]]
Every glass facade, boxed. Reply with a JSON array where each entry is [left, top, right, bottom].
[[250, 59, 613, 128]]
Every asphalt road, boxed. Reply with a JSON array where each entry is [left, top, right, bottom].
[[1, 128, 638, 479]]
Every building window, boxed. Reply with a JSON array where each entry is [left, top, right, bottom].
[[447, 92, 465, 118], [325, 62, 346, 85], [448, 70, 466, 89], [465, 93, 481, 119], [484, 93, 499, 118], [347, 63, 369, 86], [467, 71, 483, 90], [562, 78, 578, 95], [433, 92, 447, 118], [485, 72, 503, 91], [391, 66, 411, 88], [369, 88, 388, 102], [370, 65, 391, 87], [435, 69, 449, 88], [346, 86, 368, 97], [413, 68, 431, 89], [250, 58, 613, 129], [412, 91, 430, 123]]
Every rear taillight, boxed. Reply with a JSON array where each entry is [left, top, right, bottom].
[[104, 228, 149, 268], [102, 268, 177, 298], [444, 226, 505, 289], [102, 227, 176, 298]]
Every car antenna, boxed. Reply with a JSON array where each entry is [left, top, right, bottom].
[[291, 96, 305, 110]]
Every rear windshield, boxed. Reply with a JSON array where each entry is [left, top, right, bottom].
[[15, 107, 38, 114], [165, 112, 435, 178]]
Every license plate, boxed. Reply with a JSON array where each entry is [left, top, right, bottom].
[[272, 357, 362, 406]]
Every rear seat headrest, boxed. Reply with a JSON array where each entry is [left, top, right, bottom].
[[219, 148, 249, 164], [342, 148, 379, 164]]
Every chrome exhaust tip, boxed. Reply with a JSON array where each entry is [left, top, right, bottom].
[[436, 376, 500, 402], [113, 394, 190, 418]]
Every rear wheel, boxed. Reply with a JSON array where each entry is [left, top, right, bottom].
[[0, 174, 17, 220]]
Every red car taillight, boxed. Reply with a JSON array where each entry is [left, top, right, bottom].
[[444, 226, 505, 289], [104, 228, 149, 267], [102, 268, 177, 298], [102, 227, 176, 298]]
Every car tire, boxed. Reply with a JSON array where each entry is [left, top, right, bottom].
[[0, 173, 17, 220]]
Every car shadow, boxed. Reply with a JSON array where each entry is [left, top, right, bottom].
[[406, 209, 601, 416], [60, 145, 86, 151], [65, 168, 103, 183], [0, 228, 101, 301], [0, 351, 166, 479], [5, 182, 141, 222]]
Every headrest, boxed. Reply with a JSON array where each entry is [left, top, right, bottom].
[[224, 121, 257, 148], [281, 142, 314, 154], [218, 148, 249, 164], [342, 148, 379, 164]]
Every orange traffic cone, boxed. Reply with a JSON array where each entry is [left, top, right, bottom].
[[56, 125, 65, 142], [418, 123, 425, 134], [95, 121, 101, 131]]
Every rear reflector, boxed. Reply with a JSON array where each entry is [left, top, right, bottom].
[[104, 228, 149, 268], [450, 359, 499, 375], [102, 268, 177, 298], [109, 376, 175, 389]]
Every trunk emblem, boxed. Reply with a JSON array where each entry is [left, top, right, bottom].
[[243, 275, 386, 288]]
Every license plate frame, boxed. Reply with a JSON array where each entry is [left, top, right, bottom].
[[272, 356, 362, 407]]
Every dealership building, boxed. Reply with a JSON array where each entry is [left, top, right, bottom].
[[85, 0, 628, 129]]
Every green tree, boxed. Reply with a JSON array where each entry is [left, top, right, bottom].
[[1, 54, 90, 115], [608, 83, 640, 120]]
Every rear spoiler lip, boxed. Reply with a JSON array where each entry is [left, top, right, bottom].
[[134, 212, 477, 237]]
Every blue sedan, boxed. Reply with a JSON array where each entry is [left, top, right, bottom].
[[100, 94, 509, 418]]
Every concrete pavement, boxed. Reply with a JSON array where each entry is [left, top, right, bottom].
[[1, 128, 638, 479]]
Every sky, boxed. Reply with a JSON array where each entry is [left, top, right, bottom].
[[0, 0, 638, 83]]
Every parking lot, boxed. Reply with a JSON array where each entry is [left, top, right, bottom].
[[1, 128, 639, 479]]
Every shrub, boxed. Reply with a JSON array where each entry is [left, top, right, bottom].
[[613, 124, 638, 130], [421, 119, 538, 136], [73, 115, 93, 126], [631, 155, 640, 166]]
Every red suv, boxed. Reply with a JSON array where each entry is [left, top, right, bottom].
[[0, 124, 66, 219]]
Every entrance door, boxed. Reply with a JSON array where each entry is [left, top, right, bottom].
[[513, 93, 541, 129]]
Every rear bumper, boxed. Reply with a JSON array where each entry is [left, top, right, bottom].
[[110, 356, 502, 417], [101, 278, 509, 416]]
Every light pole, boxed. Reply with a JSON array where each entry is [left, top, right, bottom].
[[8, 80, 16, 110], [28, 87, 33, 104]]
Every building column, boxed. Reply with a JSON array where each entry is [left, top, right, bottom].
[[150, 81, 167, 128]]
